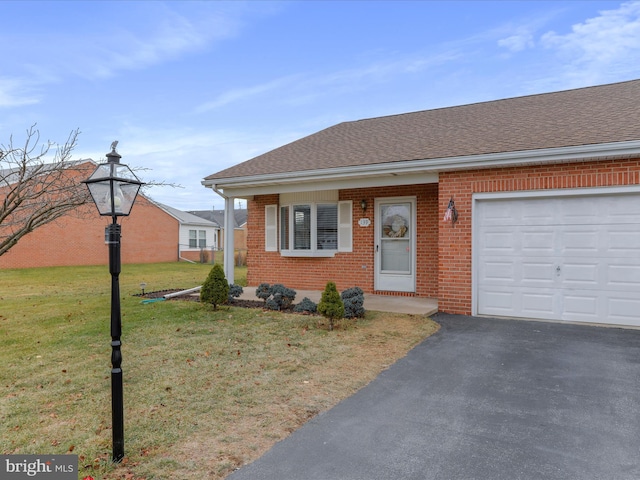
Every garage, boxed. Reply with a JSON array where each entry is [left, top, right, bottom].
[[474, 188, 640, 326]]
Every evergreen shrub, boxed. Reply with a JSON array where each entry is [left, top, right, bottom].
[[341, 286, 365, 318], [293, 297, 318, 314], [200, 264, 229, 310], [317, 281, 344, 331]]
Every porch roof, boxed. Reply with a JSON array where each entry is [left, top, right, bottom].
[[204, 79, 640, 193]]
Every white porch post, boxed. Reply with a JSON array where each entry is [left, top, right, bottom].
[[223, 197, 235, 285]]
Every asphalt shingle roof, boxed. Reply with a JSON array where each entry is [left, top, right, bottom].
[[205, 79, 640, 181], [188, 209, 247, 228], [157, 203, 219, 227]]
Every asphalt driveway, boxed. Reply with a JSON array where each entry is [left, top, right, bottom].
[[227, 314, 640, 480]]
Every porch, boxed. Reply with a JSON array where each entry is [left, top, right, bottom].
[[239, 287, 438, 316]]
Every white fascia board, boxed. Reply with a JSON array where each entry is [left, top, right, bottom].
[[203, 140, 640, 196], [214, 172, 439, 197]]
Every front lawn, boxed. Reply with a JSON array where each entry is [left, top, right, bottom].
[[0, 262, 438, 479]]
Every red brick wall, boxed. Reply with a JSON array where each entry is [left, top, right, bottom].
[[246, 184, 439, 296], [0, 194, 179, 269], [438, 158, 640, 315]]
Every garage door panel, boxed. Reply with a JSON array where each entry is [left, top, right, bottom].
[[563, 295, 598, 318], [609, 297, 640, 326], [607, 262, 640, 290], [561, 228, 600, 254], [522, 229, 555, 253], [481, 260, 516, 282], [522, 260, 555, 283], [521, 292, 556, 317], [481, 231, 516, 253], [562, 262, 599, 285], [521, 203, 555, 225], [478, 288, 516, 313], [606, 196, 640, 223], [476, 192, 640, 326], [608, 226, 640, 255], [559, 198, 599, 225], [479, 286, 557, 319]]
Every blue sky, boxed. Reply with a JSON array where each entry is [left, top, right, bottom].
[[2, 1, 640, 211]]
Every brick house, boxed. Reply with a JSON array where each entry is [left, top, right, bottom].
[[0, 160, 180, 269], [203, 79, 640, 327]]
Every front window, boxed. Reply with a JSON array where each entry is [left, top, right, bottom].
[[189, 230, 197, 248], [198, 230, 206, 248], [265, 199, 351, 256], [317, 204, 338, 249], [293, 205, 312, 250], [280, 203, 338, 253]]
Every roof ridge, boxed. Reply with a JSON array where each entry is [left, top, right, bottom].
[[345, 78, 640, 124]]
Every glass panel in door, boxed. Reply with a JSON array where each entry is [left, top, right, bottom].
[[380, 203, 411, 274]]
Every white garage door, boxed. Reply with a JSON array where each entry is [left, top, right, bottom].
[[476, 191, 640, 326]]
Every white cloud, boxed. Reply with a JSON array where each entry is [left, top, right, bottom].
[[194, 75, 302, 113], [540, 1, 640, 82], [1, 2, 251, 94], [74, 122, 297, 210], [0, 77, 41, 108], [195, 49, 461, 113], [73, 9, 239, 80], [498, 32, 535, 52]]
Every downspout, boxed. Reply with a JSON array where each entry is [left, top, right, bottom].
[[177, 242, 196, 263], [212, 185, 235, 285]]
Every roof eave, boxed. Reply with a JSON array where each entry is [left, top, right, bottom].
[[203, 140, 640, 196]]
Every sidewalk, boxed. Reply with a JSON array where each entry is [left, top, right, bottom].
[[239, 287, 438, 316]]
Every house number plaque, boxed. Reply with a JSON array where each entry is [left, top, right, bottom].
[[358, 218, 371, 227]]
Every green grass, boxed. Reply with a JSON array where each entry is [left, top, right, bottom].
[[0, 262, 437, 480]]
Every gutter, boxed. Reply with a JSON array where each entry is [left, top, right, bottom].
[[202, 140, 640, 191]]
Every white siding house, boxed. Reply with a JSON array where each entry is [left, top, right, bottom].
[[156, 203, 221, 262]]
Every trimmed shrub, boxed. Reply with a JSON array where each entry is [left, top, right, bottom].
[[200, 264, 229, 310], [255, 283, 297, 311], [256, 283, 272, 303], [341, 286, 365, 319], [317, 281, 344, 331], [270, 284, 296, 310], [293, 297, 317, 314], [228, 284, 244, 303]]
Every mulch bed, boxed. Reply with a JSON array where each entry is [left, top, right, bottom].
[[136, 289, 295, 311]]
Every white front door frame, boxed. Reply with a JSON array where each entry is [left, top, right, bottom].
[[374, 196, 417, 293]]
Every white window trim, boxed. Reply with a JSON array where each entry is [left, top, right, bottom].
[[265, 200, 352, 257], [265, 205, 278, 251]]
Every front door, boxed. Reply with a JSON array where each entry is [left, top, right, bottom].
[[375, 197, 416, 292]]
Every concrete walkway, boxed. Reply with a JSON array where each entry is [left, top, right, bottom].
[[239, 287, 438, 316]]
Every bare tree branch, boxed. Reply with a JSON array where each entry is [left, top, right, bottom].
[[0, 125, 90, 257], [0, 126, 185, 258]]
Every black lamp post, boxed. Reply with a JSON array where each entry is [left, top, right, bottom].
[[83, 142, 143, 462]]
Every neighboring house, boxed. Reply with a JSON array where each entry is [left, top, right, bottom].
[[188, 208, 248, 252], [0, 160, 179, 268], [156, 203, 221, 263], [203, 79, 640, 327]]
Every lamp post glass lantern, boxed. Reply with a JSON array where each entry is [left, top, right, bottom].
[[84, 148, 142, 218], [83, 143, 143, 463]]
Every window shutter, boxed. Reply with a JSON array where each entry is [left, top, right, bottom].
[[265, 205, 277, 251], [337, 200, 352, 252]]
